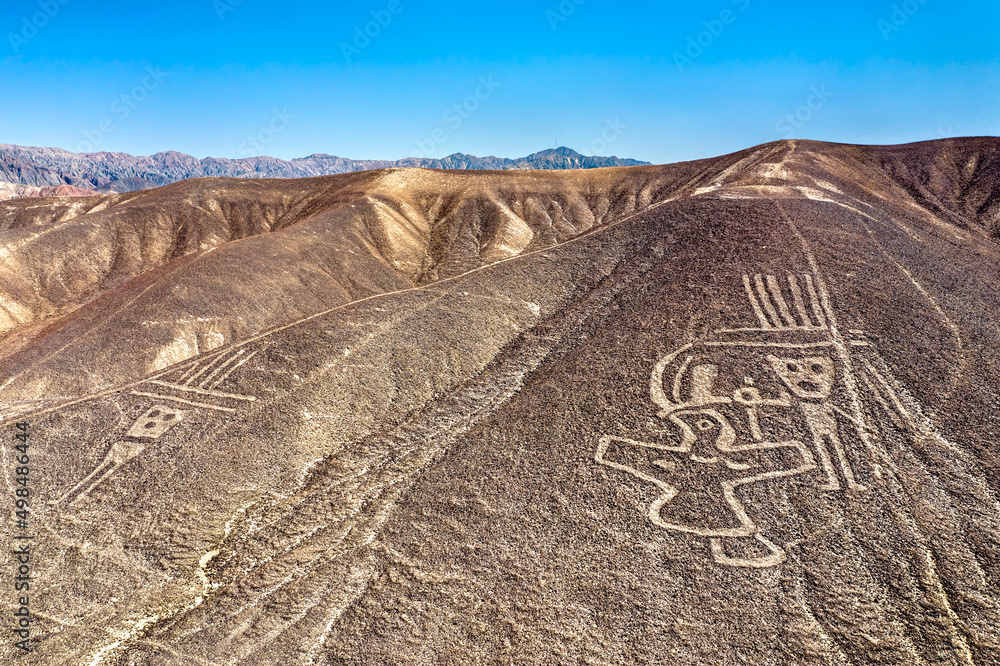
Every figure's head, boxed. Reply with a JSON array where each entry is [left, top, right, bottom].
[[767, 355, 834, 400], [667, 408, 736, 460]]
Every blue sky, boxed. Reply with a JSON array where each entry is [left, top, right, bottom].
[[1, 0, 997, 163]]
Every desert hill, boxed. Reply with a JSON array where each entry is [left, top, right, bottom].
[[0, 154, 737, 408], [1, 138, 999, 664]]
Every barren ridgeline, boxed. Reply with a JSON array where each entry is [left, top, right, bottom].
[[1, 138, 1000, 664]]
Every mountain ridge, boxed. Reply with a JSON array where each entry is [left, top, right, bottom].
[[0, 143, 651, 197], [2, 136, 998, 409]]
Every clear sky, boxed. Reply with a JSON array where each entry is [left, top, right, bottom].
[[1, 0, 997, 164]]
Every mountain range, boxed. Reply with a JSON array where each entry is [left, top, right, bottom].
[[0, 143, 650, 198]]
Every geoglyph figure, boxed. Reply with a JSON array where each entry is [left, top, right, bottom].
[[595, 273, 914, 567], [56, 346, 263, 507]]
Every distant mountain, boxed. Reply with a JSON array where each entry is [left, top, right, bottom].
[[0, 182, 95, 200], [0, 143, 651, 197]]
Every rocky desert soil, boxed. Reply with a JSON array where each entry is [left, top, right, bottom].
[[1, 138, 999, 664]]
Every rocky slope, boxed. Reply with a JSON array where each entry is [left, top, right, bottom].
[[1, 138, 999, 665], [0, 157, 724, 405]]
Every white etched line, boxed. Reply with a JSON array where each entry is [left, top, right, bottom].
[[788, 275, 816, 328], [860, 371, 907, 430], [68, 464, 119, 506], [184, 350, 236, 387], [746, 408, 764, 441], [754, 274, 782, 328], [803, 273, 828, 329], [148, 381, 256, 402], [788, 274, 815, 327], [131, 392, 237, 413], [703, 340, 836, 349], [209, 349, 261, 389], [199, 349, 245, 387], [185, 350, 236, 386], [863, 362, 911, 420], [766, 275, 798, 328], [177, 351, 224, 383], [714, 327, 825, 334], [59, 460, 113, 505], [650, 343, 694, 415], [743, 275, 772, 329], [672, 355, 693, 403], [176, 360, 203, 384]]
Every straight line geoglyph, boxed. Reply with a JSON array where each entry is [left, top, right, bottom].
[[130, 392, 238, 413], [147, 381, 256, 402]]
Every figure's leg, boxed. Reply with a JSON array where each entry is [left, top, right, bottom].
[[58, 440, 146, 506], [823, 431, 865, 491], [800, 404, 841, 490], [801, 402, 865, 491], [69, 463, 122, 506], [59, 456, 115, 505], [809, 432, 840, 490]]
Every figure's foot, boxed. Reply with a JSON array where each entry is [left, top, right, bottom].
[[709, 534, 786, 568]]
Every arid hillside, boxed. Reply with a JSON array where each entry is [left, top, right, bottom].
[[0, 154, 735, 406], [1, 138, 999, 665]]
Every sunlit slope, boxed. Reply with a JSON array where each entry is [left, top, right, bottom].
[[0, 154, 744, 403]]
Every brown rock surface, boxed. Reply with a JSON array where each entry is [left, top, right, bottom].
[[1, 138, 999, 664]]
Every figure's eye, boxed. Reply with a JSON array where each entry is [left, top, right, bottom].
[[811, 363, 825, 374], [786, 362, 801, 373], [697, 418, 715, 431]]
